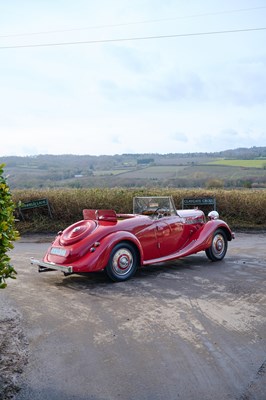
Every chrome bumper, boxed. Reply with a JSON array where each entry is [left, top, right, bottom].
[[30, 258, 73, 274]]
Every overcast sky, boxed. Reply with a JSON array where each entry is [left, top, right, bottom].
[[1, 1, 266, 156]]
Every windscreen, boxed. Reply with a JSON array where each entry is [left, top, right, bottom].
[[133, 196, 177, 216]]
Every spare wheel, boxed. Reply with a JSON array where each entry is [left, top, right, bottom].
[[60, 220, 97, 245]]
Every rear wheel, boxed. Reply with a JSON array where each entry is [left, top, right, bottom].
[[205, 229, 228, 261], [105, 242, 138, 282]]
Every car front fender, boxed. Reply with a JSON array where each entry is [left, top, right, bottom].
[[189, 219, 234, 248]]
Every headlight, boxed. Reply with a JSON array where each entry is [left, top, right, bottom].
[[208, 211, 219, 220]]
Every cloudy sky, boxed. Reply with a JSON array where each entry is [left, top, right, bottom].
[[1, 1, 266, 156]]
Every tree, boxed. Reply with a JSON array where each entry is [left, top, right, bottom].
[[0, 164, 19, 288], [205, 179, 224, 189]]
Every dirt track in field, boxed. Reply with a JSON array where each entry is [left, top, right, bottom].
[[0, 233, 266, 400]]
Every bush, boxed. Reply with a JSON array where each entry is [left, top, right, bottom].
[[0, 164, 20, 288], [11, 187, 266, 233], [205, 179, 224, 189]]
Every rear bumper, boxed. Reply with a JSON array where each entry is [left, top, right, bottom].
[[30, 258, 73, 274]]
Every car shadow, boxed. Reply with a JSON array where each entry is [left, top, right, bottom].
[[54, 254, 216, 296]]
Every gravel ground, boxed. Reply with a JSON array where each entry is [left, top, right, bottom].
[[0, 298, 28, 400], [1, 235, 54, 399]]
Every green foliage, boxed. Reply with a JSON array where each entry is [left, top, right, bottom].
[[0, 164, 20, 288]]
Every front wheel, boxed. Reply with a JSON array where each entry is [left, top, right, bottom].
[[105, 242, 138, 282], [205, 229, 228, 261]]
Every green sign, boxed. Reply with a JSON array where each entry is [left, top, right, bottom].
[[182, 197, 216, 210], [183, 198, 215, 206], [20, 198, 49, 210], [18, 198, 52, 219]]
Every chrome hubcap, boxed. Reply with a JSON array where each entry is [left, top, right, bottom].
[[213, 234, 225, 256], [112, 249, 133, 276]]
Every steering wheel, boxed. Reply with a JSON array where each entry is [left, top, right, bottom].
[[154, 207, 169, 218]]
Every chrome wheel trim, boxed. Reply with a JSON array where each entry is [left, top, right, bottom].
[[111, 248, 134, 276], [212, 234, 225, 258]]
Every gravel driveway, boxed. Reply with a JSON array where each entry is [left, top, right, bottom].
[[0, 233, 265, 400]]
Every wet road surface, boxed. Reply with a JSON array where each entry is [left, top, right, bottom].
[[1, 233, 266, 400]]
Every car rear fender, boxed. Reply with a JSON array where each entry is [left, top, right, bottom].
[[92, 231, 143, 271]]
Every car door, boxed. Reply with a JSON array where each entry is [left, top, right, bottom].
[[155, 217, 184, 257]]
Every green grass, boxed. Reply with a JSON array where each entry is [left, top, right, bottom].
[[207, 159, 266, 168]]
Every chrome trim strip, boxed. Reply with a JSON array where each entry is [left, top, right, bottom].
[[30, 258, 73, 273]]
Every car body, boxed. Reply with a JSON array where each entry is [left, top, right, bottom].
[[31, 196, 235, 281]]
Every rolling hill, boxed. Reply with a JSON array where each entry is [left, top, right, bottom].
[[1, 146, 266, 189]]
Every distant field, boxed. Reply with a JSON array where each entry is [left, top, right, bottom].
[[2, 152, 266, 189], [207, 159, 266, 168], [93, 169, 129, 176], [118, 166, 187, 179]]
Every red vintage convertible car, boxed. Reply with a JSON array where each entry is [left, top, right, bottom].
[[31, 196, 234, 282]]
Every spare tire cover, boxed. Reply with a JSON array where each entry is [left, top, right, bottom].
[[60, 220, 97, 245]]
